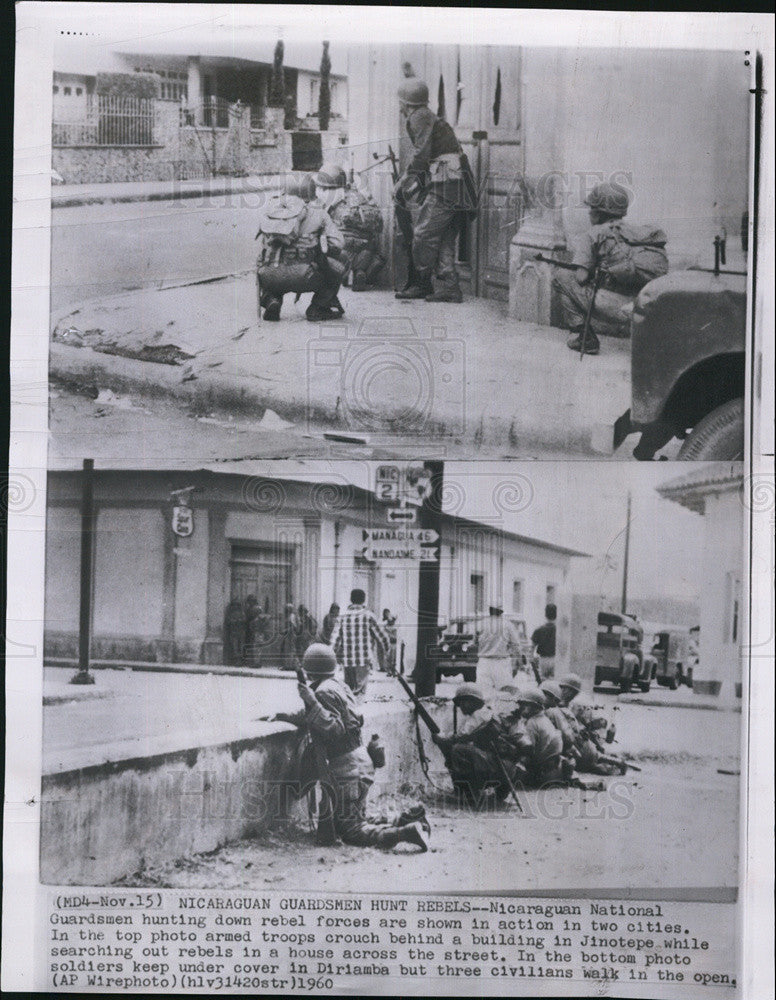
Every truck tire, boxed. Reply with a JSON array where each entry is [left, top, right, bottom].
[[594, 666, 603, 686], [462, 667, 476, 683], [619, 672, 632, 694], [668, 667, 680, 691], [677, 399, 744, 460], [639, 676, 651, 693]]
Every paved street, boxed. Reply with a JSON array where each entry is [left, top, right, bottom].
[[50, 195, 272, 311]]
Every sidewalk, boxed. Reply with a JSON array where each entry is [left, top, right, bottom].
[[52, 173, 280, 209], [49, 275, 633, 456]]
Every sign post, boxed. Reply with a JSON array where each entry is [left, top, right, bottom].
[[70, 458, 96, 685], [414, 462, 443, 697]]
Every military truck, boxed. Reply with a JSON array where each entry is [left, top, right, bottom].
[[594, 611, 656, 693], [430, 618, 479, 683], [649, 628, 694, 690], [613, 249, 747, 461]]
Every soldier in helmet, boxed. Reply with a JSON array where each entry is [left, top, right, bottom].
[[558, 674, 624, 775], [432, 683, 506, 805], [255, 176, 346, 322], [540, 680, 576, 759], [499, 687, 564, 787], [394, 78, 470, 303], [313, 162, 386, 291], [553, 181, 668, 355], [272, 644, 430, 850]]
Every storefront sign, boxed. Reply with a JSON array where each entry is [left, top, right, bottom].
[[172, 505, 194, 537]]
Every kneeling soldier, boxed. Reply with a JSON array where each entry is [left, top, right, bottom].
[[256, 184, 346, 323], [501, 688, 563, 787], [432, 683, 505, 805], [313, 163, 386, 291], [558, 673, 625, 776], [275, 644, 429, 850]]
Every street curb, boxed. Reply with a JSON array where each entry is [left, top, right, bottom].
[[52, 176, 280, 209], [617, 693, 742, 712]]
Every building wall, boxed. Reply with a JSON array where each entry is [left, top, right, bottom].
[[696, 489, 744, 697]]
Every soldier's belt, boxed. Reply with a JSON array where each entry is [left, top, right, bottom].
[[327, 731, 363, 758]]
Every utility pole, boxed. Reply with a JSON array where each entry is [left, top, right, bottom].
[[620, 490, 631, 615], [414, 461, 443, 698], [71, 459, 96, 685]]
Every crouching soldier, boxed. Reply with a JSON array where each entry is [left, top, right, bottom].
[[499, 688, 564, 788], [313, 163, 386, 291], [553, 182, 668, 355], [432, 683, 505, 806], [273, 644, 429, 850], [558, 673, 625, 776], [255, 184, 346, 322]]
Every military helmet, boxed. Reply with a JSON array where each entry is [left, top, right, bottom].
[[558, 673, 583, 694], [302, 643, 337, 677], [453, 682, 485, 706], [540, 680, 563, 705], [313, 162, 347, 189], [284, 172, 317, 202], [517, 687, 546, 709], [398, 78, 429, 106], [585, 182, 630, 218]]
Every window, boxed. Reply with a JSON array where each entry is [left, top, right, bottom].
[[512, 579, 524, 615], [63, 86, 71, 96], [724, 572, 742, 645], [53, 85, 59, 94], [546, 584, 557, 605], [470, 573, 485, 615], [76, 87, 82, 96]]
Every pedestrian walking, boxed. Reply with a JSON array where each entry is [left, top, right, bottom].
[[476, 605, 521, 693], [531, 603, 558, 679], [327, 588, 390, 698]]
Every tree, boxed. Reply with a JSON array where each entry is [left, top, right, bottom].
[[318, 41, 331, 131], [269, 40, 285, 107]]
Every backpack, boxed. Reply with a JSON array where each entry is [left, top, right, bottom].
[[257, 194, 307, 248], [604, 223, 669, 292]]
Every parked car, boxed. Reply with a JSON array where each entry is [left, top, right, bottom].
[[650, 629, 693, 690], [594, 611, 655, 693], [430, 618, 479, 683], [613, 257, 746, 461]]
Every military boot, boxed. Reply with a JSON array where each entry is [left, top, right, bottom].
[[351, 270, 368, 292], [567, 330, 600, 355], [395, 269, 433, 300], [425, 283, 463, 304]]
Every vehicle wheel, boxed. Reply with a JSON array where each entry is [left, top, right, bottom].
[[619, 675, 632, 694], [656, 677, 666, 687], [668, 668, 679, 691], [685, 667, 694, 688], [594, 666, 602, 686], [677, 399, 744, 460], [462, 667, 476, 683], [639, 677, 651, 693]]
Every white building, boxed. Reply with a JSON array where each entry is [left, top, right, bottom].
[[657, 463, 744, 699], [44, 465, 587, 675]]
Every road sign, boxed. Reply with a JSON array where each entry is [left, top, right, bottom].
[[387, 506, 417, 524], [375, 465, 400, 503], [419, 545, 438, 561], [361, 527, 438, 561], [172, 505, 194, 537]]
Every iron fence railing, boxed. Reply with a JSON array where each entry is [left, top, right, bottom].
[[52, 94, 157, 147]]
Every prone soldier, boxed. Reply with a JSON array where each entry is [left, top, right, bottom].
[[558, 673, 626, 776], [553, 182, 668, 355], [313, 163, 386, 291], [255, 179, 346, 322], [273, 644, 430, 850]]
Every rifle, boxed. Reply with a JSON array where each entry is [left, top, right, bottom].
[[598, 754, 642, 774], [296, 666, 339, 846], [385, 145, 420, 291], [487, 736, 524, 813], [533, 254, 604, 360], [530, 652, 542, 687], [391, 668, 441, 736]]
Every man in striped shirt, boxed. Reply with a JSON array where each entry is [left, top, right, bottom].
[[328, 589, 390, 698]]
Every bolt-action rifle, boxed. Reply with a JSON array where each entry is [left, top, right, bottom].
[[534, 254, 605, 360]]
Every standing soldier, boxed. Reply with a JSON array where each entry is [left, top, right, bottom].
[[327, 588, 391, 699], [255, 182, 346, 322], [273, 644, 430, 851], [313, 163, 386, 291], [476, 605, 522, 694], [553, 181, 668, 355], [394, 78, 470, 303]]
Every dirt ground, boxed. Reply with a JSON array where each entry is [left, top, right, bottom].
[[121, 726, 740, 894]]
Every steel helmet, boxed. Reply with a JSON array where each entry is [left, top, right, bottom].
[[302, 643, 337, 677], [585, 182, 630, 218], [540, 681, 563, 705], [517, 687, 546, 709], [398, 78, 429, 106], [453, 682, 485, 706], [285, 172, 317, 202], [313, 162, 347, 189], [559, 673, 583, 694]]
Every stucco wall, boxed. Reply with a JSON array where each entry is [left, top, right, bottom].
[[40, 699, 447, 884]]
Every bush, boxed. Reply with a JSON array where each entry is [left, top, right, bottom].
[[95, 72, 160, 99]]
